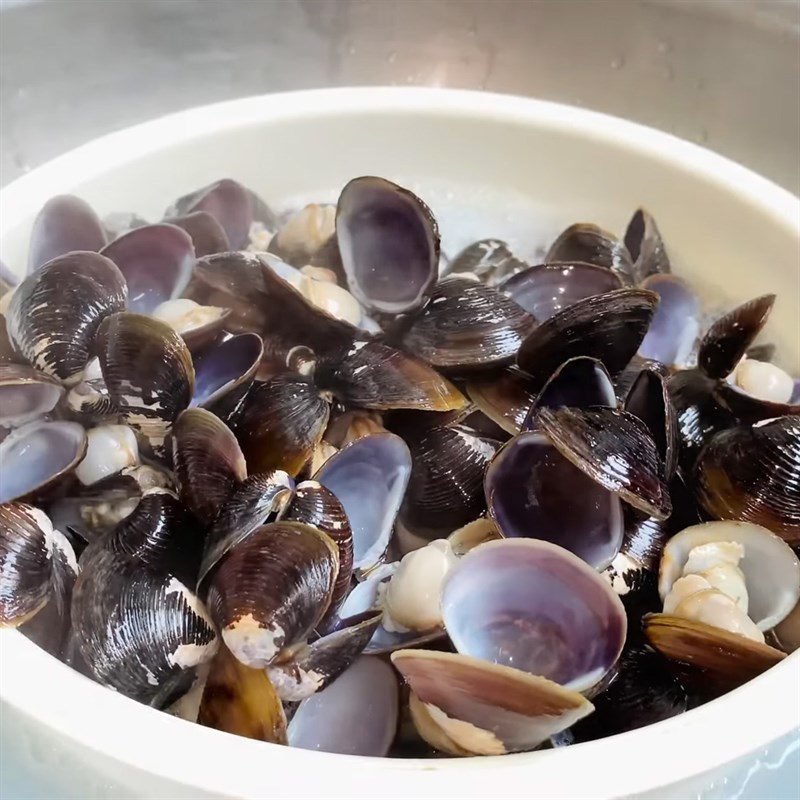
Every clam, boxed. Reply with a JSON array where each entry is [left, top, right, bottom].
[[501, 262, 623, 322], [163, 211, 230, 258], [205, 521, 338, 668], [399, 422, 500, 546], [715, 357, 799, 423], [0, 315, 22, 365], [624, 208, 670, 282], [234, 374, 330, 476], [400, 277, 536, 370], [637, 275, 700, 367], [695, 417, 800, 541], [287, 656, 399, 756], [466, 369, 539, 435], [268, 204, 336, 267], [7, 252, 127, 384], [171, 408, 247, 521], [198, 645, 287, 743], [101, 223, 195, 315], [537, 407, 672, 520], [485, 432, 623, 570], [516, 288, 659, 389], [613, 355, 670, 401], [441, 539, 626, 692], [151, 298, 231, 352], [445, 239, 528, 286], [314, 433, 411, 574], [74, 424, 140, 486], [285, 481, 353, 617], [0, 364, 64, 428], [322, 408, 385, 449], [27, 195, 107, 274], [336, 176, 438, 314], [0, 420, 87, 504], [97, 312, 194, 456], [65, 362, 118, 423], [545, 223, 634, 282], [392, 649, 593, 755], [316, 339, 468, 412]]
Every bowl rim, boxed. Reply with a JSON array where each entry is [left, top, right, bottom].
[[1, 87, 798, 799]]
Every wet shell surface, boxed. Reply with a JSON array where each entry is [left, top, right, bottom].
[[637, 275, 699, 367], [0, 364, 64, 428], [624, 208, 670, 283], [465, 369, 539, 435], [545, 223, 633, 281]]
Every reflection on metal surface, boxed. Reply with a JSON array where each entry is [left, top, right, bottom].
[[0, 0, 798, 192]]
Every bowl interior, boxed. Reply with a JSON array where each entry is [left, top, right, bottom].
[[0, 88, 798, 800]]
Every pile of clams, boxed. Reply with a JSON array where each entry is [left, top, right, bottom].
[[1, 178, 798, 759]]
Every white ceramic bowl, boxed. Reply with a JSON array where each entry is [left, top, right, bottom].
[[1, 88, 798, 800]]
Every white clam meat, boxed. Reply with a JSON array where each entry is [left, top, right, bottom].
[[151, 298, 227, 336], [731, 357, 794, 403], [75, 424, 140, 486]]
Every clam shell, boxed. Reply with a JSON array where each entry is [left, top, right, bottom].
[[637, 275, 700, 367], [97, 312, 195, 456], [8, 252, 127, 384], [447, 518, 502, 556], [516, 288, 658, 389], [466, 369, 538, 435], [441, 538, 626, 692], [198, 645, 287, 743], [0, 364, 64, 428], [624, 208, 670, 283], [445, 239, 528, 286], [714, 375, 800, 424], [171, 408, 247, 521], [695, 416, 800, 541], [268, 204, 336, 267], [485, 432, 624, 570], [538, 407, 672, 520], [772, 599, 800, 653], [314, 433, 411, 574], [545, 223, 633, 282], [336, 176, 438, 314], [501, 261, 623, 322], [659, 521, 800, 631], [234, 374, 330, 476], [163, 211, 230, 258], [614, 355, 670, 401], [697, 294, 775, 380], [27, 195, 107, 274], [287, 655, 399, 756], [101, 223, 195, 315], [0, 420, 87, 504], [206, 522, 339, 668], [392, 649, 593, 755], [400, 277, 536, 370]]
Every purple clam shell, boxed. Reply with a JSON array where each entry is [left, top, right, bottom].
[[485, 432, 624, 570], [190, 332, 263, 411], [441, 538, 626, 692], [638, 275, 700, 367]]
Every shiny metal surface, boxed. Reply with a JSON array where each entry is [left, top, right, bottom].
[[1, 0, 799, 192]]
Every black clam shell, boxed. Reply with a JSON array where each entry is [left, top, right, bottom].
[[624, 209, 670, 284], [545, 223, 634, 283], [444, 239, 528, 285], [466, 369, 539, 436]]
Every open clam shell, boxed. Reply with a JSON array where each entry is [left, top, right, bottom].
[[447, 518, 503, 556], [695, 416, 800, 541], [336, 176, 439, 314], [163, 211, 230, 258], [624, 208, 670, 283], [714, 368, 800, 424], [485, 432, 624, 570], [501, 261, 623, 322], [538, 407, 671, 520], [101, 223, 195, 315], [205, 521, 339, 668], [516, 288, 658, 390], [198, 645, 287, 743], [314, 433, 411, 574], [697, 294, 775, 380], [0, 420, 87, 504], [74, 424, 140, 487], [643, 613, 786, 689], [637, 275, 700, 367], [392, 649, 593, 756], [0, 364, 64, 428], [152, 299, 231, 353], [27, 195, 107, 274], [441, 539, 626, 692], [445, 239, 528, 286], [287, 655, 399, 756], [659, 521, 800, 631], [400, 277, 536, 370], [466, 369, 539, 436], [545, 223, 634, 282], [8, 252, 127, 384]]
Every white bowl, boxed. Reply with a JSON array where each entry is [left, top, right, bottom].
[[1, 88, 798, 800]]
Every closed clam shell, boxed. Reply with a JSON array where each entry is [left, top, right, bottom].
[[27, 195, 107, 274], [234, 374, 330, 477], [336, 176, 438, 314], [206, 521, 339, 668], [501, 261, 623, 322], [392, 649, 593, 756], [97, 312, 195, 456], [8, 252, 127, 384], [695, 416, 800, 542], [545, 223, 634, 282], [400, 277, 536, 370], [485, 432, 624, 570], [441, 539, 626, 692], [445, 239, 528, 286], [697, 294, 775, 380], [0, 364, 64, 428], [198, 645, 287, 743], [538, 407, 672, 520], [466, 369, 539, 435], [624, 208, 670, 283], [0, 420, 87, 504], [101, 223, 195, 315], [638, 275, 700, 367], [516, 288, 658, 390], [163, 211, 230, 258], [171, 408, 247, 522]]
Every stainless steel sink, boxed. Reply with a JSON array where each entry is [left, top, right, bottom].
[[1, 0, 798, 193]]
